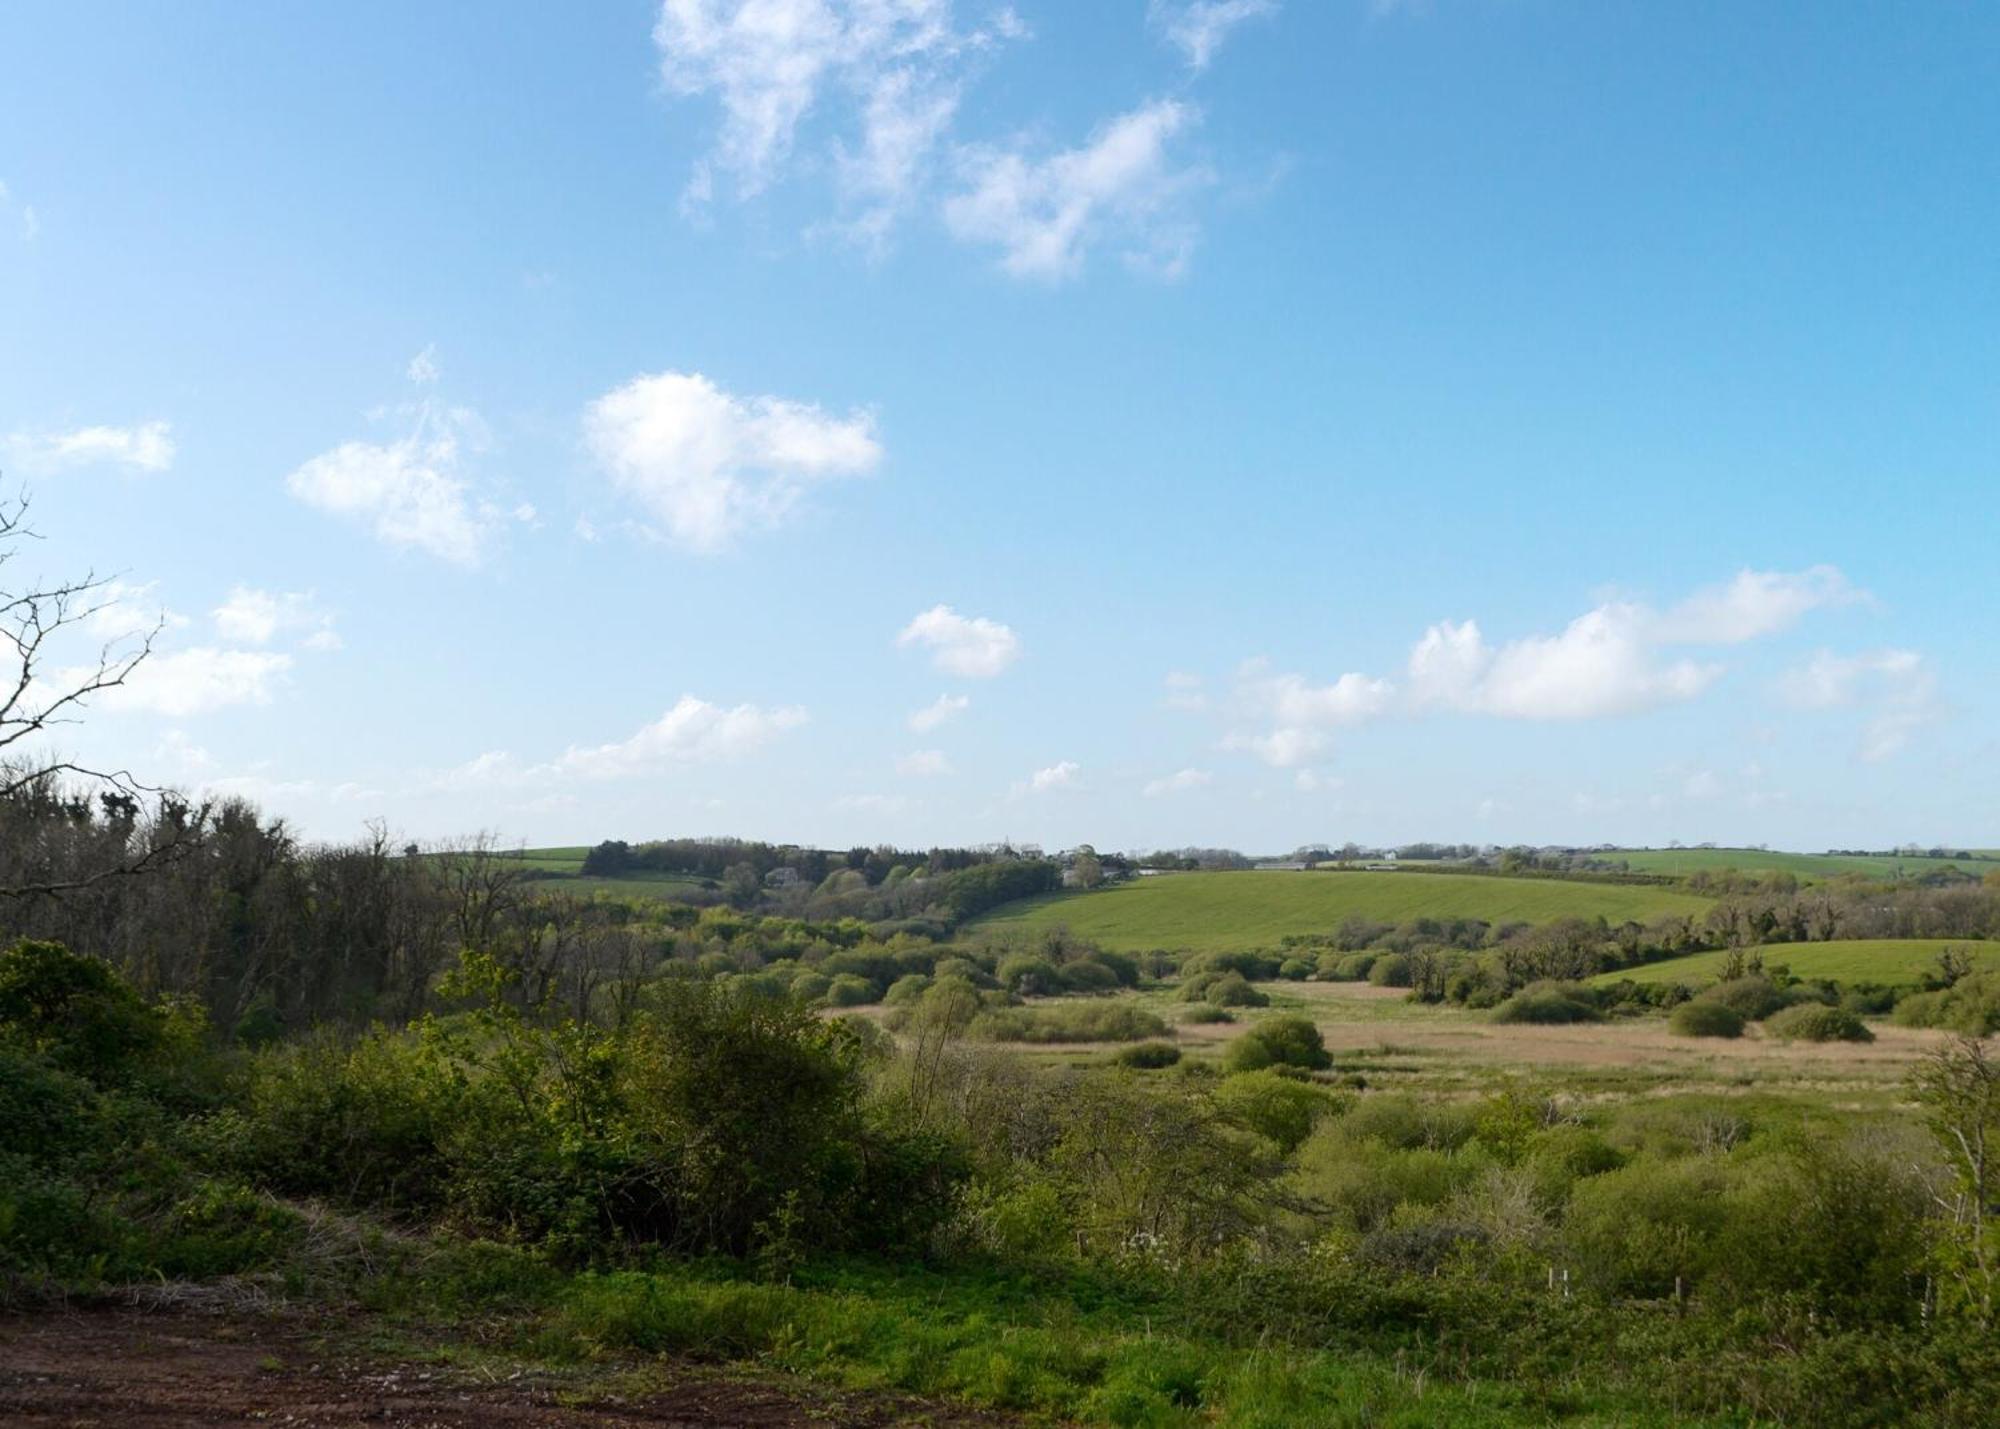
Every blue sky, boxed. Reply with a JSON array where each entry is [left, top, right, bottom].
[[3, 1, 1995, 853]]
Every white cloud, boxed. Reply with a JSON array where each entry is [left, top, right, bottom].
[[1777, 648, 1938, 761], [1408, 608, 1720, 720], [907, 691, 969, 732], [1019, 759, 1078, 794], [1150, 1, 1276, 70], [1, 179, 37, 242], [897, 604, 1020, 677], [1143, 766, 1212, 796], [551, 695, 808, 779], [406, 345, 440, 385], [82, 581, 184, 642], [7, 421, 175, 474], [897, 748, 953, 776], [655, 0, 1021, 241], [212, 587, 339, 649], [84, 648, 293, 718], [1224, 663, 1395, 767], [1654, 566, 1862, 645], [943, 98, 1207, 280], [584, 370, 881, 551], [286, 403, 500, 566]]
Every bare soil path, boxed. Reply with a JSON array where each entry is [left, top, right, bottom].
[[0, 1306, 1011, 1428]]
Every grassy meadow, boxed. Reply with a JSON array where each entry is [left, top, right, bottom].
[[1601, 846, 2000, 880], [1593, 937, 2000, 988], [969, 869, 1713, 951]]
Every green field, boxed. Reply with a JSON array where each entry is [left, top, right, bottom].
[[1593, 938, 2000, 988], [481, 848, 713, 899], [969, 870, 1713, 952], [1600, 846, 1998, 880]]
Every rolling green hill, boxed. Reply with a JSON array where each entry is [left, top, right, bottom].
[[1598, 847, 1998, 881], [968, 870, 1713, 953], [1593, 938, 2000, 988]]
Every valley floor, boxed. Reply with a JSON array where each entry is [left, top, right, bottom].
[[0, 1305, 1008, 1429]]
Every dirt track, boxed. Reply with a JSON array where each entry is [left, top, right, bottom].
[[0, 1307, 1004, 1428]]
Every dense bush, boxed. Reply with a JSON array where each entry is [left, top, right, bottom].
[[1222, 1015, 1331, 1074], [0, 940, 169, 1081], [1698, 975, 1795, 1021], [1112, 1041, 1182, 1069], [1668, 1000, 1745, 1038], [970, 1002, 1169, 1044], [1213, 1069, 1338, 1151], [1491, 982, 1602, 1025], [1763, 1003, 1875, 1043], [1179, 1003, 1235, 1024], [1181, 971, 1268, 1007], [1366, 953, 1413, 988], [1894, 971, 2000, 1035]]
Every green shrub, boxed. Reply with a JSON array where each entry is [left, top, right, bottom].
[[1213, 1069, 1337, 1151], [1277, 958, 1313, 981], [996, 955, 1062, 995], [1668, 1000, 1744, 1038], [1763, 1003, 1874, 1043], [0, 940, 164, 1081], [1490, 982, 1601, 1025], [1113, 1041, 1183, 1069], [1182, 971, 1268, 1007], [1222, 1015, 1331, 1075], [1330, 953, 1376, 981], [1180, 1003, 1235, 1024], [1699, 975, 1792, 1021], [882, 972, 931, 1005], [1366, 954, 1413, 988], [823, 974, 878, 1007], [971, 1003, 1169, 1044], [1057, 959, 1122, 994]]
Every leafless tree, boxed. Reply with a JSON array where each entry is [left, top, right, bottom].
[[0, 485, 209, 899]]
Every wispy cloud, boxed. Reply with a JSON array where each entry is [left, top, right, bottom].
[[6, 421, 175, 474], [943, 99, 1208, 280], [907, 692, 970, 731], [1149, 1, 1277, 71], [1778, 648, 1939, 761]]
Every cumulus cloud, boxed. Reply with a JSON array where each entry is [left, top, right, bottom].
[[943, 99, 1207, 280], [551, 695, 808, 779], [1150, 1, 1276, 70], [1219, 566, 1864, 761], [1777, 648, 1938, 761], [655, 0, 1023, 242], [286, 402, 501, 566], [1223, 663, 1395, 766], [897, 604, 1020, 677], [1407, 607, 1721, 720], [212, 587, 340, 649], [1143, 766, 1212, 796], [584, 370, 881, 551], [896, 748, 953, 776], [907, 691, 969, 732], [1016, 759, 1078, 795], [7, 421, 175, 474]]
